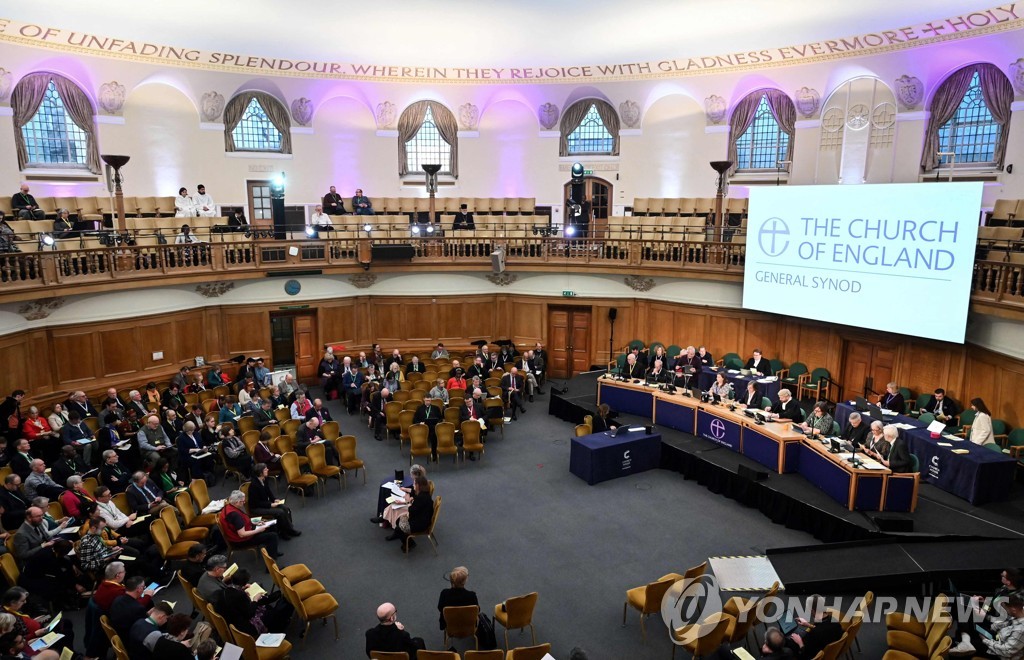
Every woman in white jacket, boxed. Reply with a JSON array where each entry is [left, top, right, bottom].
[[968, 397, 995, 445]]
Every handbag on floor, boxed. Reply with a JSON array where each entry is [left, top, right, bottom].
[[476, 613, 498, 650]]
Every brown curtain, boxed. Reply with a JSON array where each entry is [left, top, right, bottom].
[[593, 100, 621, 156], [764, 89, 796, 170], [397, 101, 458, 177], [920, 65, 977, 171], [726, 90, 768, 175], [558, 100, 594, 157], [12, 72, 100, 173], [223, 91, 292, 154], [397, 101, 430, 176], [977, 63, 1014, 169]]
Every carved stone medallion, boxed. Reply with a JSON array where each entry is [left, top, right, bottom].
[[99, 81, 126, 115], [794, 87, 820, 118], [458, 103, 479, 131], [200, 91, 225, 122], [704, 95, 727, 125], [619, 100, 641, 128], [375, 102, 396, 129], [290, 97, 313, 126], [538, 102, 559, 130], [894, 75, 924, 110]]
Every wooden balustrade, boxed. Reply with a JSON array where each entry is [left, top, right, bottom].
[[3, 239, 1023, 315]]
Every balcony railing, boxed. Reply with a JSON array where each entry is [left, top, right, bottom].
[[2, 237, 1022, 315]]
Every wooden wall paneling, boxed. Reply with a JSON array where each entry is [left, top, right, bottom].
[[0, 334, 31, 397], [647, 303, 677, 348], [27, 331, 54, 396], [174, 315, 205, 366], [136, 319, 177, 373], [592, 301, 628, 364], [401, 301, 436, 342], [99, 327, 139, 378], [318, 301, 357, 348], [708, 314, 743, 359], [368, 301, 404, 343], [794, 325, 835, 372], [743, 317, 780, 361], [51, 329, 99, 386], [510, 300, 544, 350], [201, 307, 225, 363], [899, 342, 958, 402], [222, 309, 270, 358], [436, 300, 470, 342], [673, 309, 710, 350]]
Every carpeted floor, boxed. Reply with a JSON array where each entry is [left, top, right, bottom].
[[67, 385, 936, 659]]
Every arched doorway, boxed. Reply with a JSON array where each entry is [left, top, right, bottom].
[[563, 176, 612, 237]]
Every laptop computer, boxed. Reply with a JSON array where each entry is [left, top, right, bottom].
[[854, 396, 870, 412], [868, 407, 884, 422]]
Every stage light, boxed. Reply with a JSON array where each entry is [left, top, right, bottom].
[[564, 226, 576, 237], [425, 224, 435, 234], [39, 233, 55, 250], [244, 229, 252, 239], [571, 162, 585, 179], [362, 223, 373, 233], [411, 225, 421, 235], [304, 226, 317, 238]]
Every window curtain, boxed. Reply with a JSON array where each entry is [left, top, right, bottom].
[[397, 101, 458, 177], [12, 72, 101, 173], [726, 90, 768, 175], [593, 100, 621, 156], [558, 100, 594, 157], [920, 65, 977, 171], [764, 89, 796, 170], [223, 91, 292, 154], [977, 63, 1014, 170]]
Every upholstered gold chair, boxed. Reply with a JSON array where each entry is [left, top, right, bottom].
[[261, 547, 313, 588], [494, 592, 538, 649], [404, 496, 441, 555], [335, 435, 366, 487], [419, 652, 460, 660], [307, 443, 342, 491], [484, 398, 505, 437], [399, 409, 416, 453], [465, 651, 503, 660], [160, 504, 208, 544], [505, 643, 551, 660], [0, 553, 18, 588], [443, 604, 480, 649], [231, 623, 294, 659], [574, 424, 592, 437], [460, 422, 484, 462], [206, 608, 233, 648], [274, 435, 309, 468], [149, 518, 196, 562], [281, 451, 320, 505], [282, 576, 339, 644], [880, 635, 950, 660], [369, 653, 409, 660], [385, 401, 404, 441], [437, 424, 459, 464], [623, 575, 677, 641], [409, 423, 432, 465], [671, 611, 734, 660], [236, 416, 256, 434], [321, 420, 340, 441]]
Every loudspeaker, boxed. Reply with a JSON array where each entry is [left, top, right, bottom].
[[737, 465, 769, 482], [872, 515, 914, 532], [371, 244, 416, 260], [608, 307, 618, 321], [491, 248, 505, 273]]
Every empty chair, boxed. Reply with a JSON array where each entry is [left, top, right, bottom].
[[623, 574, 678, 641], [506, 644, 551, 660], [494, 592, 538, 649]]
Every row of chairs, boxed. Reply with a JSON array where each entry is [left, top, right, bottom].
[[0, 195, 186, 220], [988, 198, 1024, 225], [362, 197, 536, 215], [371, 647, 549, 660], [882, 593, 952, 660], [632, 197, 748, 217]]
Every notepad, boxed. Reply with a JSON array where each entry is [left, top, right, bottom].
[[192, 452, 212, 460], [256, 633, 286, 648], [59, 526, 80, 535], [29, 632, 64, 651], [937, 442, 953, 447], [202, 499, 226, 514], [246, 583, 267, 601]]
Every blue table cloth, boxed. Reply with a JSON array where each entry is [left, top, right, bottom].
[[569, 428, 661, 485]]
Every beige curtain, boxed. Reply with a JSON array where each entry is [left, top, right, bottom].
[[764, 89, 796, 169], [398, 101, 458, 177], [977, 63, 1014, 170], [12, 72, 100, 173], [223, 91, 292, 154], [920, 66, 977, 171], [593, 100, 621, 156], [558, 100, 594, 157]]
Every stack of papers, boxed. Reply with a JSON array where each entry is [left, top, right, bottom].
[[892, 423, 916, 430], [202, 499, 226, 514], [880, 409, 895, 416], [951, 449, 971, 455], [839, 453, 886, 470]]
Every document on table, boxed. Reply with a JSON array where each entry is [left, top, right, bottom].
[[839, 453, 886, 470], [926, 420, 946, 434], [256, 633, 286, 648], [382, 483, 405, 498], [951, 449, 971, 455], [892, 423, 916, 430]]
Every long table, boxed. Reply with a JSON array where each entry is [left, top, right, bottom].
[[596, 377, 917, 511], [569, 428, 662, 485], [834, 402, 1016, 505], [696, 366, 782, 402]]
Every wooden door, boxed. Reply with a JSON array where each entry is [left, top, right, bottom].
[[841, 339, 898, 399], [246, 180, 273, 230], [547, 306, 592, 379], [293, 313, 318, 383]]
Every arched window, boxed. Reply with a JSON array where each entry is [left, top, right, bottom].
[[923, 63, 1012, 171], [224, 92, 292, 154], [727, 89, 795, 174], [11, 72, 101, 173], [397, 101, 458, 177], [560, 99, 619, 156]]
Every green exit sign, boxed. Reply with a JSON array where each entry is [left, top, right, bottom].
[[562, 290, 577, 297], [584, 169, 594, 175]]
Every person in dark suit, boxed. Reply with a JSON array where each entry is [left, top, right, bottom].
[[874, 425, 914, 473], [840, 411, 871, 447], [412, 398, 441, 460], [466, 357, 487, 381], [371, 388, 393, 441], [405, 356, 426, 377], [766, 389, 803, 422], [697, 346, 714, 367], [761, 627, 795, 658], [784, 596, 843, 659], [109, 576, 151, 640], [295, 418, 339, 465], [673, 346, 701, 372], [248, 463, 300, 539], [878, 382, 905, 414], [151, 614, 195, 660], [322, 185, 347, 215], [100, 450, 131, 494], [51, 445, 86, 489], [127, 602, 172, 660], [0, 474, 30, 531], [459, 390, 487, 459], [12, 184, 44, 219], [8, 439, 33, 481], [304, 398, 333, 425], [621, 353, 643, 379], [176, 421, 212, 482], [646, 359, 670, 384], [740, 382, 761, 408], [920, 388, 960, 425], [501, 368, 527, 419], [591, 404, 617, 434], [629, 347, 648, 372], [437, 566, 479, 630], [365, 602, 425, 657], [451, 204, 475, 230], [252, 399, 276, 429], [745, 349, 768, 376]]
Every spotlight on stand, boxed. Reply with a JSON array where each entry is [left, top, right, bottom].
[[362, 223, 373, 234], [564, 225, 577, 237], [39, 233, 55, 250], [304, 225, 317, 238], [425, 224, 435, 235], [411, 225, 421, 235], [101, 154, 130, 232]]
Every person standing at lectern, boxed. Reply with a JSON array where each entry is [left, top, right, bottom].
[[322, 185, 347, 215]]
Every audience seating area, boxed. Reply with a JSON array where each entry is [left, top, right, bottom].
[[365, 197, 536, 215], [986, 198, 1024, 226], [631, 197, 748, 218], [0, 195, 185, 220]]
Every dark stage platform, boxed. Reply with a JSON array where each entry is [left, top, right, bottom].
[[552, 371, 1024, 593]]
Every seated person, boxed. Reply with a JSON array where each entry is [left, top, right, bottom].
[[706, 372, 733, 401], [840, 411, 871, 447], [227, 209, 248, 228], [100, 449, 131, 494], [783, 595, 843, 659], [861, 420, 889, 458], [12, 184, 45, 219], [218, 489, 282, 558], [501, 368, 527, 420], [697, 345, 714, 367], [174, 187, 195, 217], [878, 382, 905, 413], [352, 188, 374, 215], [366, 602, 425, 657], [295, 418, 339, 465], [248, 463, 300, 539], [739, 382, 761, 408], [591, 403, 617, 433], [220, 567, 293, 635], [380, 475, 433, 551], [921, 388, 960, 425], [193, 184, 216, 217], [765, 389, 803, 422], [646, 359, 670, 384], [371, 388, 393, 441], [437, 566, 479, 631], [451, 204, 475, 230], [745, 349, 768, 375], [308, 204, 333, 229], [619, 353, 643, 380], [428, 379, 449, 405], [870, 425, 913, 472], [175, 224, 201, 244], [53, 209, 76, 239], [406, 355, 426, 377], [322, 185, 347, 215], [447, 369, 467, 392], [798, 401, 834, 437], [431, 343, 449, 359], [126, 471, 171, 516]]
